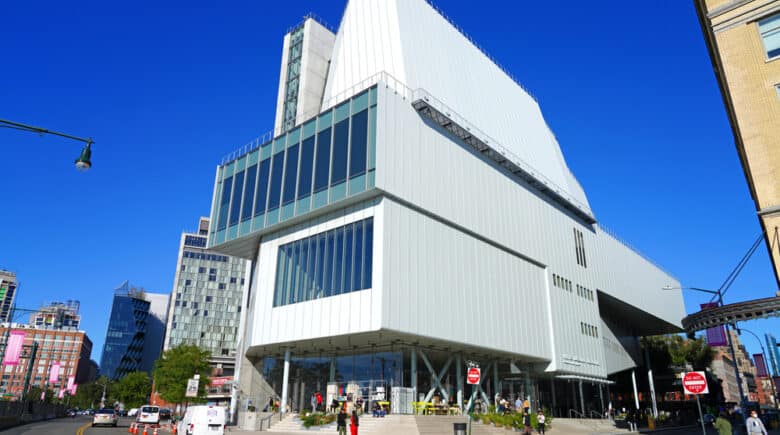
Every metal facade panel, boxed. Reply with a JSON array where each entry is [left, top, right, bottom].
[[322, 0, 589, 209], [374, 86, 683, 375], [380, 198, 552, 361]]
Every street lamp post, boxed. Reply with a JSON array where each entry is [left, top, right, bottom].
[[0, 118, 93, 171], [662, 286, 747, 405], [736, 326, 779, 409]]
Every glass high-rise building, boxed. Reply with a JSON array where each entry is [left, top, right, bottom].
[[0, 270, 19, 323], [766, 333, 780, 377], [163, 217, 247, 357], [99, 282, 169, 380], [163, 217, 248, 405]]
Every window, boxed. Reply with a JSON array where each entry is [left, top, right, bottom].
[[198, 267, 206, 274], [206, 296, 213, 302], [349, 110, 368, 178], [759, 13, 780, 59], [313, 128, 331, 192], [331, 119, 349, 184], [180, 265, 186, 272], [267, 151, 285, 212], [574, 228, 587, 268], [298, 136, 315, 200], [273, 218, 374, 307], [282, 144, 299, 205], [218, 283, 226, 290], [185, 279, 191, 286], [229, 170, 244, 227], [254, 158, 271, 217], [230, 277, 237, 284], [217, 176, 232, 231], [241, 164, 257, 222]]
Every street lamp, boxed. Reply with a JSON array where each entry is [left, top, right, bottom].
[[662, 285, 747, 405], [736, 326, 779, 409], [0, 118, 94, 171]]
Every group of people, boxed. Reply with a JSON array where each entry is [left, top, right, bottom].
[[714, 408, 769, 435], [336, 407, 360, 435], [495, 395, 546, 435]]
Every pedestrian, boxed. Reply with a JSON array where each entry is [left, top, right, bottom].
[[331, 398, 340, 414], [536, 409, 546, 435], [626, 408, 636, 432], [337, 408, 347, 435], [350, 409, 360, 435], [714, 412, 732, 435], [311, 393, 317, 413], [515, 396, 523, 413], [316, 391, 323, 412], [746, 409, 768, 435]]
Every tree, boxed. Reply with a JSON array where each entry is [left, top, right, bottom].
[[642, 334, 714, 370], [113, 371, 151, 408], [70, 377, 115, 409], [153, 344, 211, 404]]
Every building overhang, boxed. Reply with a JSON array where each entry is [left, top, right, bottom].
[[597, 290, 683, 336], [245, 329, 550, 366]]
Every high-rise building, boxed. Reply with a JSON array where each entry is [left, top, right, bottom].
[[711, 349, 741, 403], [162, 217, 247, 405], [712, 329, 760, 402], [99, 282, 169, 380], [766, 333, 780, 376], [694, 0, 780, 286], [29, 301, 81, 330], [206, 0, 685, 417], [0, 270, 19, 323], [0, 324, 95, 398]]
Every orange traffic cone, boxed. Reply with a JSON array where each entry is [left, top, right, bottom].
[[127, 423, 133, 434], [152, 428, 158, 435], [142, 425, 148, 435], [171, 424, 177, 434]]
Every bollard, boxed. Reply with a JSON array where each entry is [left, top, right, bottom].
[[453, 422, 467, 435]]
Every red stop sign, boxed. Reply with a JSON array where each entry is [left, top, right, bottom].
[[682, 371, 709, 395], [466, 367, 481, 385]]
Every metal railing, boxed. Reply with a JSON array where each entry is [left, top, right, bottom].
[[568, 409, 585, 419], [598, 223, 678, 280]]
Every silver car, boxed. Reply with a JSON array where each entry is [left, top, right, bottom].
[[92, 408, 118, 427]]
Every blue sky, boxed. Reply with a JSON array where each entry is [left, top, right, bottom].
[[1, 0, 777, 364]]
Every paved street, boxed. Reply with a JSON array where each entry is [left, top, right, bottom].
[[0, 417, 151, 435]]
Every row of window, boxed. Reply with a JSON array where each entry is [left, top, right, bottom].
[[213, 87, 377, 245], [184, 235, 207, 248], [552, 273, 572, 292], [183, 251, 229, 262], [573, 228, 587, 268], [274, 218, 374, 307], [580, 322, 599, 338], [218, 107, 372, 232], [576, 285, 594, 302]]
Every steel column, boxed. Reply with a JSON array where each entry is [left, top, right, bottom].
[[281, 349, 291, 414]]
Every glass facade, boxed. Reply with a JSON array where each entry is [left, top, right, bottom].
[[210, 86, 378, 246], [168, 219, 247, 357], [273, 218, 373, 307], [99, 282, 151, 380]]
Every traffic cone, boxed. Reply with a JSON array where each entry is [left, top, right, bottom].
[[128, 423, 133, 434], [171, 424, 177, 434], [153, 428, 158, 435], [142, 425, 148, 435]]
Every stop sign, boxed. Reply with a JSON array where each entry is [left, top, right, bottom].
[[466, 367, 481, 385], [682, 371, 709, 395]]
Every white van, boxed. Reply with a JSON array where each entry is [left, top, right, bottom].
[[137, 405, 161, 425], [177, 405, 225, 435]]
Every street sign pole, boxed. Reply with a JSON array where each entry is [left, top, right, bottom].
[[695, 394, 705, 435]]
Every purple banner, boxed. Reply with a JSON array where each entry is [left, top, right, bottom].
[[2, 331, 26, 366], [755, 354, 769, 378], [701, 303, 728, 346]]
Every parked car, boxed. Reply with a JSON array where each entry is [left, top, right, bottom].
[[177, 405, 225, 435], [159, 408, 172, 420], [92, 408, 118, 427], [137, 405, 161, 425], [128, 408, 139, 417]]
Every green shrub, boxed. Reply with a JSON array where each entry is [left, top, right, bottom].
[[301, 413, 337, 428]]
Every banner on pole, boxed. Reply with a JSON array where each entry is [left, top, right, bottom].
[[58, 389, 65, 399], [70, 383, 78, 395], [48, 362, 60, 384], [701, 303, 728, 346], [185, 378, 199, 398], [2, 331, 26, 366], [67, 376, 75, 391]]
